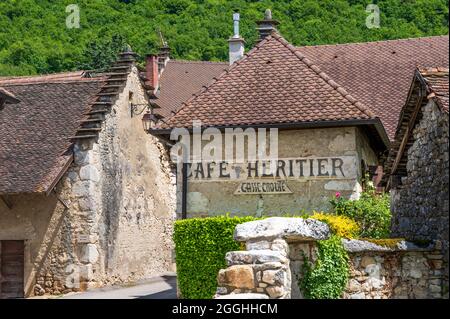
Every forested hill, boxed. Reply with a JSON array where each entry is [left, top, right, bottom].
[[0, 0, 448, 76]]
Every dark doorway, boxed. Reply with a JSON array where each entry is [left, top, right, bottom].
[[0, 240, 25, 299]]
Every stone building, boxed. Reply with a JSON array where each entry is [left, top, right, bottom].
[[384, 67, 449, 297], [0, 48, 175, 298], [147, 12, 449, 219]]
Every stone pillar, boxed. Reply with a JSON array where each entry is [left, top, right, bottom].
[[214, 217, 330, 299], [215, 239, 291, 299]]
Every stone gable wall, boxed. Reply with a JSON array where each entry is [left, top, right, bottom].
[[390, 99, 449, 296], [0, 66, 176, 297]]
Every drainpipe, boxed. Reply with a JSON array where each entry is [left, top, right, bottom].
[[181, 162, 188, 219]]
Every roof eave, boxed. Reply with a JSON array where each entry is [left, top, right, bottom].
[[149, 118, 389, 150], [0, 154, 74, 197]]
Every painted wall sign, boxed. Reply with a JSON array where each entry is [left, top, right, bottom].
[[186, 156, 357, 182], [234, 180, 293, 195]]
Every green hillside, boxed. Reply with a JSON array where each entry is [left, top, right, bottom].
[[0, 0, 448, 76]]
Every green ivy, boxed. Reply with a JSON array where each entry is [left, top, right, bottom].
[[173, 215, 257, 299], [299, 235, 349, 299]]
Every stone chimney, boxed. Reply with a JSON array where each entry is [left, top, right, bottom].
[[157, 32, 171, 73], [256, 9, 279, 41], [145, 54, 159, 91], [228, 12, 245, 65]]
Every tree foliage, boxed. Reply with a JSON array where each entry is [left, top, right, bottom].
[[0, 0, 448, 75]]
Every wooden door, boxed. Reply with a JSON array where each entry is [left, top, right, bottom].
[[0, 240, 25, 299]]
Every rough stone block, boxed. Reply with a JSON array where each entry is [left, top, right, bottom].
[[246, 240, 271, 251], [79, 165, 100, 182], [271, 239, 289, 255], [253, 262, 285, 271], [218, 265, 255, 289], [266, 286, 284, 298], [81, 244, 99, 264], [262, 269, 285, 285], [225, 250, 287, 266], [234, 217, 330, 242], [347, 279, 361, 292], [215, 287, 228, 295], [72, 181, 93, 198], [361, 256, 376, 268], [365, 264, 381, 280], [288, 243, 310, 261], [349, 292, 366, 299]]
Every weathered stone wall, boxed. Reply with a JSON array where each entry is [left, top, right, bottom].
[[0, 191, 79, 296], [390, 99, 449, 296], [288, 240, 444, 299], [73, 67, 176, 288], [0, 66, 176, 297], [341, 239, 445, 299], [215, 218, 446, 299], [182, 127, 379, 218]]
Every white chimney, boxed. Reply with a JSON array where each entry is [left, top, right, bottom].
[[228, 12, 245, 65]]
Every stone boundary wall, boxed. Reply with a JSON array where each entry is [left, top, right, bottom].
[[343, 239, 444, 299], [215, 218, 446, 299]]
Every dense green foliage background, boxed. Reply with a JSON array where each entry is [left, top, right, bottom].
[[0, 0, 448, 75]]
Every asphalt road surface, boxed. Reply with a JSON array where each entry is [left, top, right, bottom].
[[59, 274, 177, 299]]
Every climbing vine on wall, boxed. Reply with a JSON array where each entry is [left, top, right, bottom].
[[299, 235, 349, 299]]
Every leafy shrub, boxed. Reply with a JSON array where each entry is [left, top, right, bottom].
[[300, 235, 349, 299], [173, 215, 257, 299], [309, 211, 360, 239], [330, 188, 391, 238]]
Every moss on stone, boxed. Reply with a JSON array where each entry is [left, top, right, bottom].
[[360, 238, 405, 249]]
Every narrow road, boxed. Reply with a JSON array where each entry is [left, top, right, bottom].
[[59, 274, 177, 299]]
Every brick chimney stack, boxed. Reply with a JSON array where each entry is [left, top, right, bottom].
[[256, 9, 279, 41], [145, 54, 159, 91], [228, 12, 245, 65]]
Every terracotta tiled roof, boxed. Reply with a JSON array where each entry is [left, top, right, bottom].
[[0, 87, 19, 103], [0, 71, 89, 85], [155, 36, 448, 141], [0, 76, 105, 194], [154, 60, 228, 118], [158, 33, 376, 130], [296, 36, 449, 140], [420, 67, 449, 113], [383, 67, 448, 186]]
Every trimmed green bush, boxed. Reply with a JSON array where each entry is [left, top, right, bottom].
[[173, 215, 257, 299]]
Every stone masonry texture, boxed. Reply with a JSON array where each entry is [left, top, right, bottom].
[[391, 99, 449, 297]]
